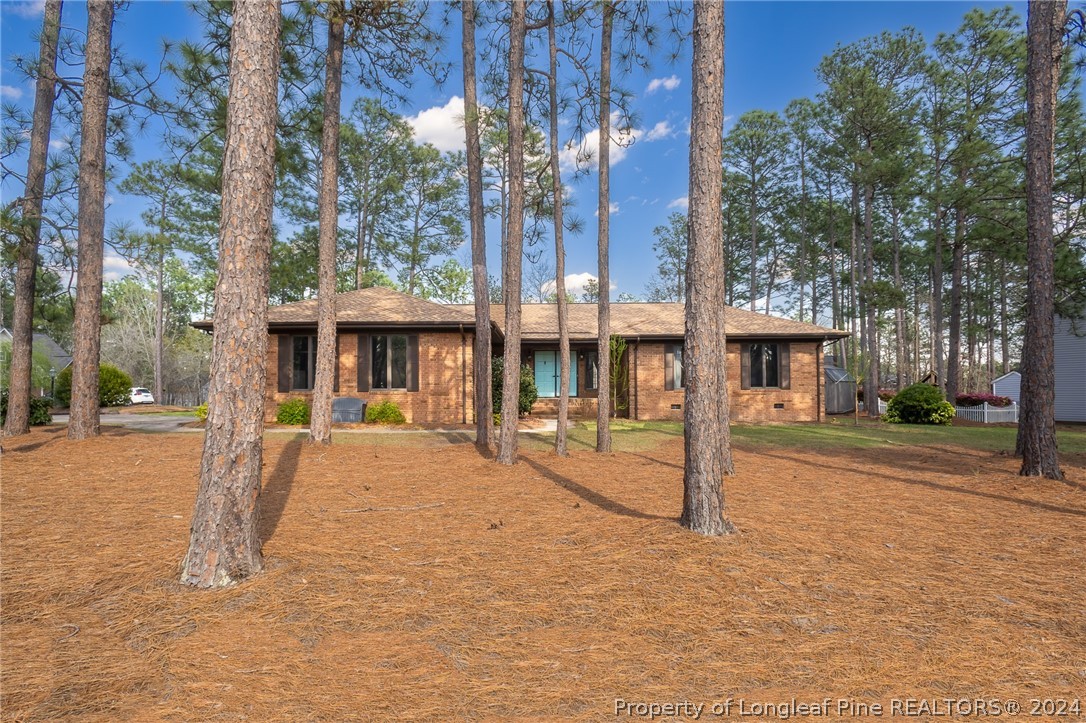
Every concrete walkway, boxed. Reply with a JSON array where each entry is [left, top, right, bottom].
[[51, 412, 199, 433], [48, 414, 565, 435]]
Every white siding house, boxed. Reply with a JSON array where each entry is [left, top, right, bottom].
[[991, 371, 1021, 404], [1054, 317, 1086, 423]]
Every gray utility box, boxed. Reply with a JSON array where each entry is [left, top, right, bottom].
[[331, 397, 366, 423]]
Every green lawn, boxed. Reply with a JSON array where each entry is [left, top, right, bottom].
[[524, 419, 1086, 455]]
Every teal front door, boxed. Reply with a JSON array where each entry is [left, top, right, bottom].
[[534, 350, 577, 398]]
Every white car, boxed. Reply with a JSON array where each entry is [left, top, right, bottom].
[[129, 387, 155, 405]]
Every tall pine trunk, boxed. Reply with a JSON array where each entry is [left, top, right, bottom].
[[945, 193, 966, 404], [1016, 0, 1065, 480], [68, 0, 114, 441], [308, 1, 344, 446], [496, 0, 526, 465], [862, 177, 878, 416], [462, 0, 493, 452], [682, 0, 734, 536], [4, 0, 61, 437], [595, 0, 614, 453], [181, 0, 282, 587], [154, 244, 164, 402], [892, 206, 905, 392], [547, 0, 571, 457]]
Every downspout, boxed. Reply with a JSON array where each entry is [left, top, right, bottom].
[[460, 324, 467, 425], [816, 338, 824, 423], [633, 336, 639, 421]]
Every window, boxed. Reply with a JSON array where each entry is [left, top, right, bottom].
[[584, 351, 598, 390], [292, 335, 317, 390], [372, 334, 408, 390], [674, 344, 684, 389], [665, 343, 684, 390], [750, 343, 779, 388]]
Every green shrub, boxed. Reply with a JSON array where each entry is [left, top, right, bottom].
[[491, 357, 538, 417], [0, 390, 53, 426], [275, 398, 311, 425], [99, 364, 133, 407], [194, 403, 209, 422], [884, 383, 955, 425], [365, 401, 406, 424], [53, 364, 132, 407]]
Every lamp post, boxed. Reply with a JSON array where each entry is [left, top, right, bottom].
[[49, 367, 56, 401]]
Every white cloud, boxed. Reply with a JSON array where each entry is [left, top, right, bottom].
[[593, 201, 620, 218], [49, 138, 68, 151], [646, 75, 681, 94], [1, 85, 24, 100], [644, 121, 675, 142], [541, 272, 616, 299], [667, 196, 688, 210], [3, 1, 45, 19], [405, 96, 465, 153], [103, 252, 135, 283], [559, 112, 673, 174]]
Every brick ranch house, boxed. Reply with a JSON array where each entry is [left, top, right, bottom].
[[196, 286, 849, 424]]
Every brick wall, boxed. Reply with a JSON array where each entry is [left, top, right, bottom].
[[632, 340, 823, 423], [266, 330, 474, 425]]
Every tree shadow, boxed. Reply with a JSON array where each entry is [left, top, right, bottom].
[[521, 456, 673, 522], [754, 447, 1086, 519], [627, 452, 684, 471], [3, 426, 67, 454], [259, 437, 304, 544]]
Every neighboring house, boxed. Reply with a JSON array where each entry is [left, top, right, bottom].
[[193, 287, 850, 425], [991, 371, 1021, 405], [0, 327, 73, 397], [1055, 317, 1086, 423]]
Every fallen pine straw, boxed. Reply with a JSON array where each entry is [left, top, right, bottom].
[[2, 426, 1084, 720], [341, 502, 446, 514]]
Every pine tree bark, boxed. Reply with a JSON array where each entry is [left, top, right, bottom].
[[308, 1, 344, 446], [181, 0, 282, 587], [4, 0, 61, 438], [595, 0, 614, 453], [1016, 0, 1065, 480], [945, 198, 966, 404], [682, 0, 735, 536], [547, 0, 571, 457], [67, 0, 114, 441], [862, 178, 879, 416], [154, 245, 164, 402], [496, 0, 526, 465], [462, 0, 493, 452], [892, 206, 905, 392]]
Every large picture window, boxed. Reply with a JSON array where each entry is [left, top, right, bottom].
[[292, 335, 317, 390], [750, 343, 780, 388], [372, 335, 408, 390]]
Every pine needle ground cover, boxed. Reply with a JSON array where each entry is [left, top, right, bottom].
[[2, 426, 1084, 720]]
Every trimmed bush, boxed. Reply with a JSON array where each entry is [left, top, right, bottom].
[[0, 390, 53, 426], [53, 364, 132, 407], [955, 393, 1011, 408], [491, 357, 538, 417], [365, 401, 406, 424], [275, 398, 311, 425], [193, 403, 209, 422], [884, 383, 955, 425]]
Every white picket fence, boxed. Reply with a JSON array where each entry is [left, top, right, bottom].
[[873, 398, 1019, 424], [954, 402, 1019, 424]]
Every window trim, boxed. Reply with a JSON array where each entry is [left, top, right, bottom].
[[584, 350, 599, 392], [746, 342, 784, 390]]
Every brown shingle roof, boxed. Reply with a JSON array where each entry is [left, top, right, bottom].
[[192, 286, 476, 330], [194, 288, 847, 339], [453, 303, 848, 340]]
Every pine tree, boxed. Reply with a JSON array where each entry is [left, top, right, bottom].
[[682, 0, 735, 536], [68, 0, 115, 441], [4, 0, 62, 438], [181, 0, 282, 588]]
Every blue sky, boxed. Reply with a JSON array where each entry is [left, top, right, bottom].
[[1, 0, 1034, 300]]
